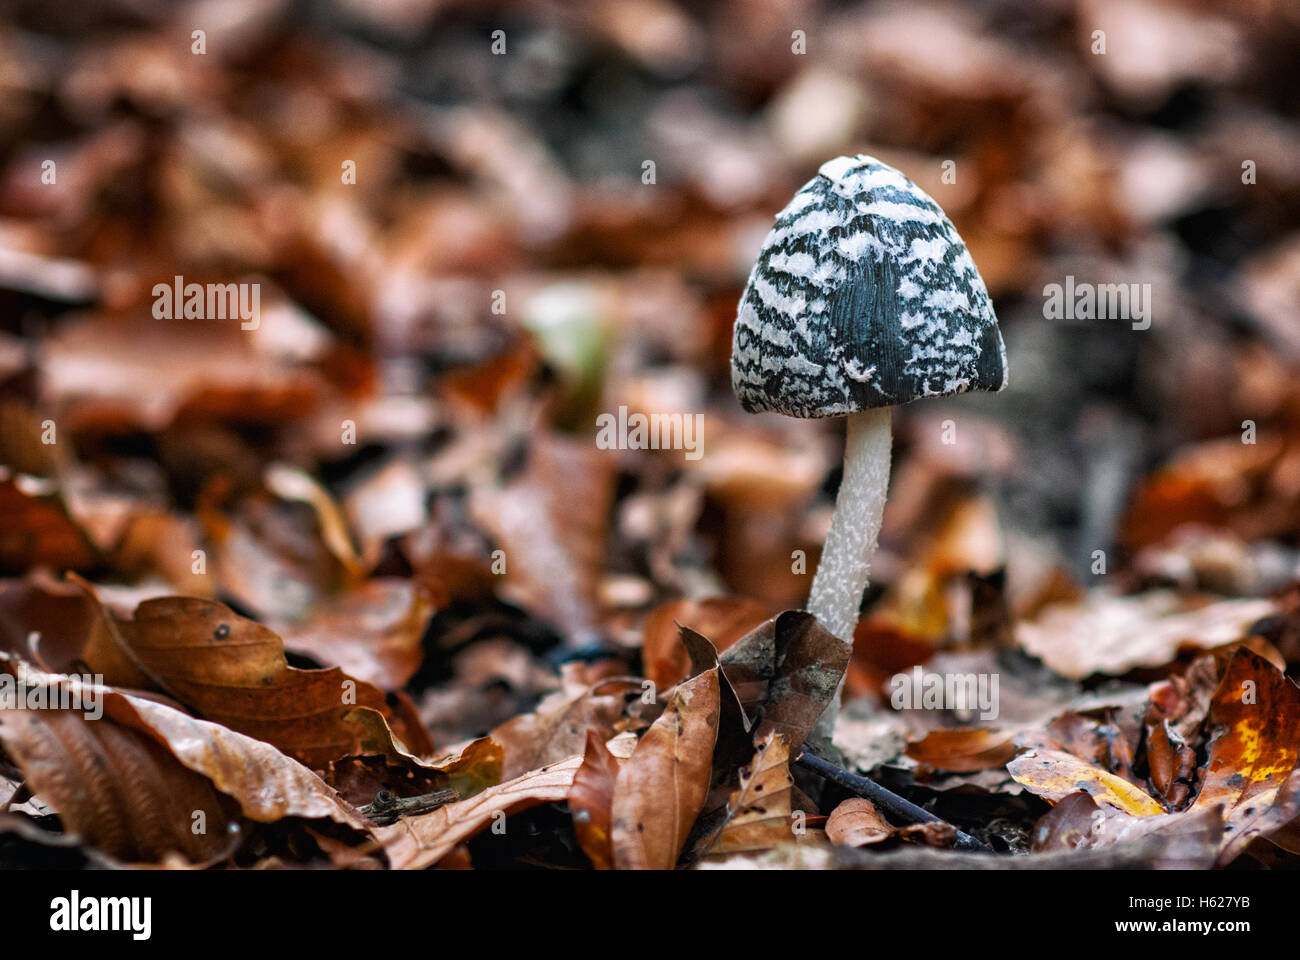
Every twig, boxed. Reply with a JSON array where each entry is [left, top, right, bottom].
[[794, 750, 990, 853], [358, 788, 458, 826]]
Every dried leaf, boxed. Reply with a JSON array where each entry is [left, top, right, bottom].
[[1008, 748, 1167, 817], [825, 797, 893, 847], [710, 732, 794, 856], [718, 610, 848, 752], [377, 755, 582, 869], [281, 578, 435, 690], [82, 590, 408, 768], [611, 665, 720, 869], [1015, 590, 1274, 678], [0, 479, 97, 572], [570, 729, 620, 869], [641, 596, 774, 690], [470, 430, 615, 645], [0, 658, 372, 863], [1191, 647, 1300, 863], [906, 727, 1020, 773]]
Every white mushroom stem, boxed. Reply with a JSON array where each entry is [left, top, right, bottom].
[[807, 406, 892, 737]]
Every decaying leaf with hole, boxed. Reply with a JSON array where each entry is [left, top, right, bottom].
[[709, 732, 796, 856]]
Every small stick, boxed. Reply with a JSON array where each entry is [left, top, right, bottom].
[[795, 750, 990, 853], [358, 788, 458, 826]]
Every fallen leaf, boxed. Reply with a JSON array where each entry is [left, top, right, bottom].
[[0, 658, 373, 864], [570, 729, 620, 869], [718, 610, 848, 752], [281, 578, 436, 689], [906, 727, 1020, 773], [81, 589, 411, 768], [641, 595, 774, 690], [377, 755, 582, 869], [825, 797, 893, 847], [710, 732, 795, 855], [1015, 590, 1274, 678], [610, 663, 720, 869], [1008, 748, 1167, 816], [489, 670, 627, 780], [0, 478, 97, 573], [1191, 647, 1300, 863], [469, 430, 615, 646]]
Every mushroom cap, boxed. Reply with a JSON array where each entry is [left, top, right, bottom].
[[731, 154, 1007, 418]]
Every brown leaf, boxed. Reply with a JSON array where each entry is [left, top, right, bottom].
[[641, 596, 774, 690], [81, 589, 408, 769], [491, 689, 625, 782], [0, 679, 230, 864], [427, 737, 505, 799], [1031, 790, 1224, 868], [43, 312, 324, 435], [280, 578, 435, 689], [825, 797, 893, 847], [610, 664, 720, 869], [265, 463, 366, 583], [719, 610, 849, 752], [1191, 647, 1300, 863], [570, 729, 620, 869], [1016, 648, 1300, 866], [0, 479, 97, 572], [0, 659, 372, 863], [710, 732, 795, 856], [897, 820, 957, 847], [469, 430, 615, 645], [1015, 590, 1275, 679], [906, 727, 1020, 773], [377, 755, 581, 869], [753, 611, 849, 751], [0, 572, 112, 672]]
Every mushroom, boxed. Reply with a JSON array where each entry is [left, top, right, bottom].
[[730, 154, 1007, 733]]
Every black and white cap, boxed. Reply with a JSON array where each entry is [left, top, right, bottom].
[[731, 154, 1007, 418]]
